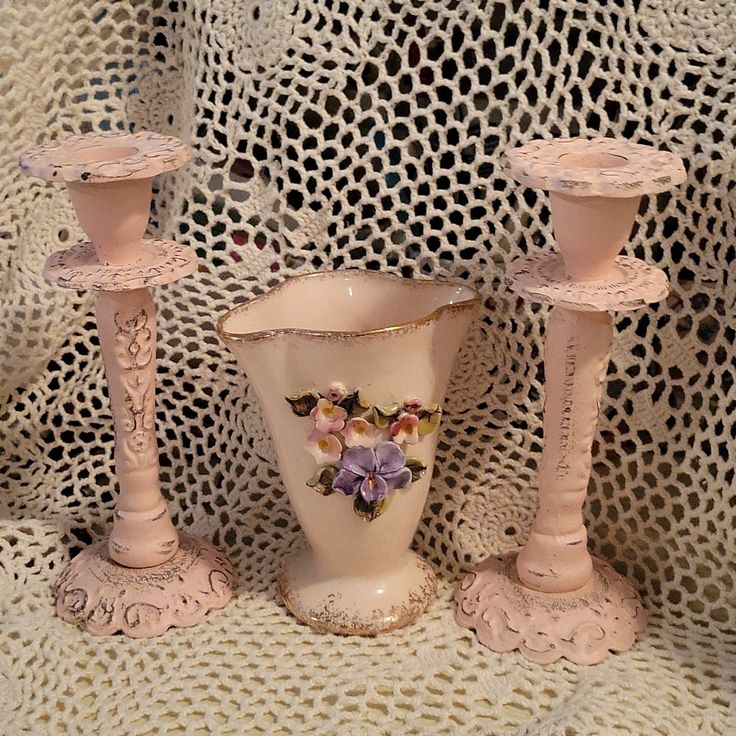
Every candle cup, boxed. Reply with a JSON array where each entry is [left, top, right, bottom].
[[455, 137, 686, 665], [548, 192, 641, 282], [20, 131, 237, 638], [66, 179, 152, 265]]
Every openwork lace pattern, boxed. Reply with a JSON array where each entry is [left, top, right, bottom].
[[1, 1, 734, 733]]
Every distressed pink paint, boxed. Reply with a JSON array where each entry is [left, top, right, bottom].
[[20, 132, 236, 637], [455, 137, 686, 665], [516, 306, 612, 594], [96, 288, 180, 569]]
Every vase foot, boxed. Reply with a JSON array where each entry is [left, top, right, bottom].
[[277, 549, 437, 636], [55, 533, 237, 638], [454, 550, 647, 665]]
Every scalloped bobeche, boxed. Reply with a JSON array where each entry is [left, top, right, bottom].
[[501, 136, 686, 197], [506, 254, 670, 311], [19, 130, 192, 183], [43, 240, 198, 292]]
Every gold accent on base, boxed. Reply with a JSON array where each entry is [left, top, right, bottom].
[[277, 554, 437, 636], [55, 533, 237, 638]]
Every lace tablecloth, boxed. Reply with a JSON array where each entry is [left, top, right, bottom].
[[1, 1, 734, 733]]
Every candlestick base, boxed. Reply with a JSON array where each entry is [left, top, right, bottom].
[[455, 551, 647, 665], [55, 533, 237, 638]]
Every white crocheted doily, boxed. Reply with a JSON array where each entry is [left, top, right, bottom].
[[1, 1, 734, 733]]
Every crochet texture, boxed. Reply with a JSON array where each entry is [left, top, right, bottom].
[[1, 1, 734, 733]]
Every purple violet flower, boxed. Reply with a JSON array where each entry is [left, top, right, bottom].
[[332, 441, 413, 503]]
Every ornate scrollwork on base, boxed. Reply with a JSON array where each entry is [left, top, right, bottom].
[[55, 534, 237, 638], [454, 551, 647, 666]]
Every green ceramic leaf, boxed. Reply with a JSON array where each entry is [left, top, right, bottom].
[[285, 389, 321, 416], [370, 407, 390, 429], [417, 405, 442, 435], [353, 493, 391, 522], [306, 465, 338, 496], [405, 457, 427, 482], [371, 411, 388, 429], [338, 387, 369, 415], [370, 403, 402, 428]]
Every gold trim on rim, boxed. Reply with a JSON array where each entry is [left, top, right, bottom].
[[216, 269, 482, 342]]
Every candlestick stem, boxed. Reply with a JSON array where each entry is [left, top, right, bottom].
[[516, 306, 612, 593], [96, 288, 179, 568]]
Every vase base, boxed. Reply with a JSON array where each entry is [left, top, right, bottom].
[[55, 533, 237, 638], [277, 549, 437, 636], [454, 550, 647, 665]]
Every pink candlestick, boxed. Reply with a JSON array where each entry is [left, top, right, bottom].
[[455, 137, 686, 665], [20, 132, 236, 638]]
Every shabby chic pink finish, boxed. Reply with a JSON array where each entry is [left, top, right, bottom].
[[219, 271, 480, 635], [20, 132, 236, 637], [455, 137, 686, 665]]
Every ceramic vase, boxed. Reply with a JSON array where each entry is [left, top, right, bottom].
[[19, 131, 237, 637], [455, 137, 686, 665], [219, 270, 479, 634]]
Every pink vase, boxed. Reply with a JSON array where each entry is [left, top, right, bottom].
[[219, 270, 479, 635]]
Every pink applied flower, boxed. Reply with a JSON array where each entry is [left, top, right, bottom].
[[325, 382, 347, 403], [391, 412, 419, 445], [404, 396, 423, 414], [305, 430, 342, 465], [342, 417, 380, 448], [310, 398, 348, 433]]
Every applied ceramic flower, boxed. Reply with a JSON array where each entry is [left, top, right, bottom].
[[404, 396, 423, 414], [285, 384, 441, 521], [310, 398, 348, 433], [391, 412, 420, 445], [305, 430, 342, 465], [325, 381, 348, 403], [333, 442, 413, 502], [342, 417, 380, 448]]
